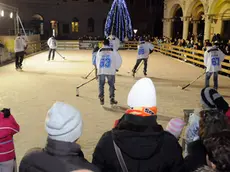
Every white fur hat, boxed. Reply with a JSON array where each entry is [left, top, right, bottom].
[[127, 78, 157, 108]]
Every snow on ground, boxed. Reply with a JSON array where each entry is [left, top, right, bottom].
[[0, 50, 229, 162]]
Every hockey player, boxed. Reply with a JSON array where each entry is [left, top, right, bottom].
[[204, 42, 225, 90], [96, 39, 122, 105], [132, 38, 154, 77], [47, 36, 57, 61], [92, 44, 100, 78], [107, 35, 120, 51], [14, 33, 27, 70]]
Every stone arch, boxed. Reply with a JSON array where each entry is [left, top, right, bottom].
[[170, 4, 183, 39], [185, 0, 205, 17], [32, 14, 44, 21], [31, 14, 44, 35], [209, 0, 230, 15], [169, 3, 184, 18]]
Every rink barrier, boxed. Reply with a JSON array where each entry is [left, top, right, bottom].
[[57, 41, 79, 50], [0, 41, 48, 66], [153, 43, 230, 77]]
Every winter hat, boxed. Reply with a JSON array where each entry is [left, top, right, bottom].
[[166, 118, 186, 139], [45, 102, 83, 142], [201, 87, 229, 113], [127, 78, 157, 116], [128, 78, 156, 108]]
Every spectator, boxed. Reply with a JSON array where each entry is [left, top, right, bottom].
[[225, 40, 230, 55], [195, 166, 215, 172], [19, 102, 100, 172], [166, 118, 186, 140], [201, 87, 230, 121], [0, 108, 20, 172], [92, 78, 184, 172], [203, 130, 230, 172], [184, 110, 228, 172]]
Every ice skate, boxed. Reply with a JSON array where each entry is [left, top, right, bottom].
[[110, 98, 118, 105], [100, 97, 104, 106]]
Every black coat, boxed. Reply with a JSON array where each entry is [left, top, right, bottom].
[[184, 140, 207, 172], [19, 138, 100, 172], [92, 114, 185, 172]]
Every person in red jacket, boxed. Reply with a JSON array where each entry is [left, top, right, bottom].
[[0, 108, 20, 172]]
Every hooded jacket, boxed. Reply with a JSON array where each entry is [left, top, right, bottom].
[[0, 112, 20, 162], [92, 114, 184, 172], [19, 138, 100, 172]]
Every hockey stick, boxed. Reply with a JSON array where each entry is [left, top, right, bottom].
[[76, 77, 97, 97], [82, 68, 95, 79], [127, 60, 144, 74], [179, 72, 206, 90], [56, 51, 66, 60]]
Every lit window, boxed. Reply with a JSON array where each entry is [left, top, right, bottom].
[[1, 10, 4, 17], [10, 12, 13, 18], [72, 22, 79, 32]]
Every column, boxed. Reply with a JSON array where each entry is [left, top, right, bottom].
[[183, 17, 190, 40], [204, 15, 211, 41], [163, 18, 173, 39], [192, 21, 198, 37]]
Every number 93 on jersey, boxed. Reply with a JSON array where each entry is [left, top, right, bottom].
[[100, 55, 112, 68]]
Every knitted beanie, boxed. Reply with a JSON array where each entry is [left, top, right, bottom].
[[46, 102, 83, 142], [201, 87, 229, 113], [166, 118, 186, 139]]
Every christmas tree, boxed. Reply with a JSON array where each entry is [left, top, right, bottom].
[[104, 0, 133, 41]]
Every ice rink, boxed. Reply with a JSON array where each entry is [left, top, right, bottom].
[[0, 50, 230, 162]]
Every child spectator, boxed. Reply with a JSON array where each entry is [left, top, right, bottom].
[[0, 108, 20, 172]]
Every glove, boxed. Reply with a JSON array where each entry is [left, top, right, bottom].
[[1, 108, 11, 118]]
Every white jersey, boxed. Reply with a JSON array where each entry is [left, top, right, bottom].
[[14, 36, 27, 53], [137, 42, 154, 59], [47, 37, 57, 49], [204, 46, 225, 72], [96, 46, 122, 75], [107, 36, 120, 51]]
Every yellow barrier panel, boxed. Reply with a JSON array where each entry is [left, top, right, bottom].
[[153, 43, 230, 76]]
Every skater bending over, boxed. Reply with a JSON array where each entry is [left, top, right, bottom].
[[14, 33, 27, 70], [47, 36, 57, 61], [96, 39, 122, 105], [92, 45, 100, 78], [132, 37, 154, 77]]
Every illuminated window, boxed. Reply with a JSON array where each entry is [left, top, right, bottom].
[[72, 17, 79, 32]]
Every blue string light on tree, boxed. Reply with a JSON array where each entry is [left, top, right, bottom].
[[104, 0, 133, 41]]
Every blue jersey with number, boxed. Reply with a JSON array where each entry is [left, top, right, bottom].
[[204, 46, 225, 72], [137, 42, 154, 59], [96, 46, 122, 75]]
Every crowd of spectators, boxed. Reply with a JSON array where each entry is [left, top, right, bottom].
[[1, 78, 230, 172]]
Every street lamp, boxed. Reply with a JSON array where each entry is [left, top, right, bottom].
[[133, 29, 138, 41]]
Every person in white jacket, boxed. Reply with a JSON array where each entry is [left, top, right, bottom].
[[47, 36, 57, 61], [204, 42, 225, 90], [14, 33, 27, 70], [132, 37, 154, 77], [96, 39, 122, 105], [107, 35, 120, 51]]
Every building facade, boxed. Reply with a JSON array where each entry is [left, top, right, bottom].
[[0, 0, 113, 39], [0, 0, 164, 39], [163, 0, 230, 41]]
